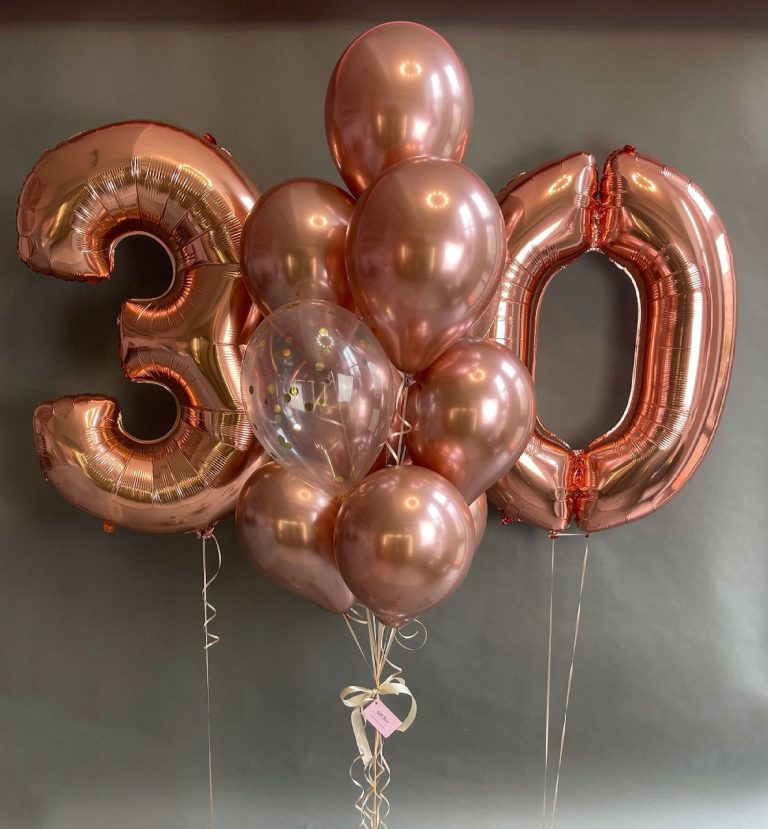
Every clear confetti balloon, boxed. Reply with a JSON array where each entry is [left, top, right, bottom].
[[241, 300, 397, 497]]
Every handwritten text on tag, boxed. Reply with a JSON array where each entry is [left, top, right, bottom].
[[363, 699, 402, 738]]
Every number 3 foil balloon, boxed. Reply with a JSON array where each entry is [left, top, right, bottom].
[[18, 121, 266, 534], [241, 300, 396, 497], [489, 147, 736, 533]]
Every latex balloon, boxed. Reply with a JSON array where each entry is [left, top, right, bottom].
[[490, 148, 736, 532], [241, 300, 396, 497], [325, 21, 473, 196], [346, 158, 506, 373], [405, 339, 536, 503], [469, 494, 488, 550], [236, 463, 354, 614], [19, 121, 265, 534], [335, 466, 476, 628], [241, 178, 356, 316]]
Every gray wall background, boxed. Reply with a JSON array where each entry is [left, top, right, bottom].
[[2, 3, 767, 827]]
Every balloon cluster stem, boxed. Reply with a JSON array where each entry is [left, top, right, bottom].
[[341, 607, 425, 829], [386, 374, 413, 467]]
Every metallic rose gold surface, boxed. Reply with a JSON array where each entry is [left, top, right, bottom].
[[577, 147, 737, 531], [469, 493, 488, 550], [241, 178, 356, 316], [325, 21, 473, 197], [241, 300, 396, 497], [489, 148, 736, 532], [489, 152, 598, 531], [235, 463, 354, 614], [405, 339, 536, 503], [20, 121, 265, 533], [346, 157, 505, 373], [334, 465, 475, 628]]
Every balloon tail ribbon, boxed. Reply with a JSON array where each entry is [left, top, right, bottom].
[[199, 529, 222, 829], [541, 533, 590, 829], [341, 607, 421, 829], [386, 375, 413, 467]]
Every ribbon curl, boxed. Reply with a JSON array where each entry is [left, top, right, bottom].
[[342, 606, 420, 829], [197, 530, 222, 829]]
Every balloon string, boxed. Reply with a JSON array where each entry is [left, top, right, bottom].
[[342, 606, 421, 829], [201, 531, 222, 829], [541, 533, 590, 829], [540, 538, 555, 829], [386, 375, 412, 466]]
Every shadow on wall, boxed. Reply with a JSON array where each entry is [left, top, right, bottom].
[[5, 0, 768, 28]]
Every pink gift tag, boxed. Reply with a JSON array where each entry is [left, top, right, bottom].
[[363, 699, 402, 738]]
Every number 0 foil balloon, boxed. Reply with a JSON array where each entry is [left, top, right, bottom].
[[241, 300, 396, 497], [489, 147, 736, 533], [18, 121, 265, 534]]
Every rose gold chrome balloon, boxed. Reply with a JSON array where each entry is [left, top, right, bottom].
[[405, 339, 536, 503], [346, 157, 505, 373], [241, 178, 356, 316], [469, 494, 488, 550], [241, 300, 396, 497], [236, 463, 354, 614], [335, 465, 475, 627], [325, 21, 473, 197], [19, 121, 265, 533], [490, 148, 736, 533]]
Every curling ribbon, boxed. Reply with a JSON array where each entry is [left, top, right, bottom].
[[340, 673, 417, 765], [385, 375, 413, 466], [198, 528, 222, 829], [541, 532, 590, 829]]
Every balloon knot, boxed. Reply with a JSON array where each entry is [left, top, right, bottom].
[[202, 133, 217, 146], [195, 524, 216, 540]]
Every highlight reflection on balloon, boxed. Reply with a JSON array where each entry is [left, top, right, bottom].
[[346, 157, 505, 373], [241, 178, 356, 316], [334, 466, 476, 628], [236, 463, 354, 614], [325, 21, 473, 196], [241, 300, 396, 497]]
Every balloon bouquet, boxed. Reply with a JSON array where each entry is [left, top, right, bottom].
[[234, 23, 535, 826], [17, 17, 736, 829]]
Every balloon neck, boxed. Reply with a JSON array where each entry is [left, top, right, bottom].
[[195, 523, 217, 540]]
